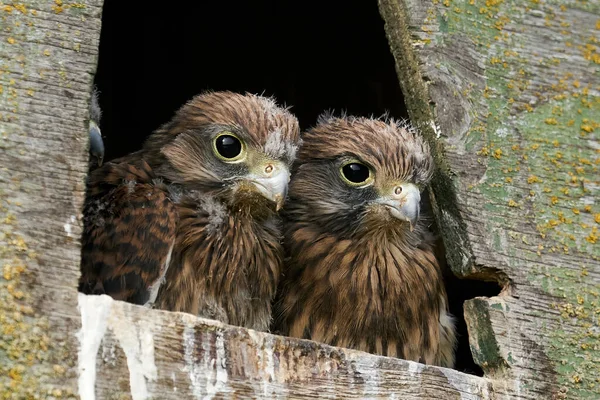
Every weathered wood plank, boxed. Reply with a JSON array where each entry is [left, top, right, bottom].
[[0, 0, 103, 398], [82, 294, 505, 400], [379, 0, 600, 398], [3, 0, 597, 398]]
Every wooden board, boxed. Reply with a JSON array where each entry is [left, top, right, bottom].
[[2, 0, 598, 398], [378, 0, 600, 398], [0, 0, 103, 397], [80, 294, 506, 400]]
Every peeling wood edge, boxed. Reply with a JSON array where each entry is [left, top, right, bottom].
[[78, 294, 499, 399]]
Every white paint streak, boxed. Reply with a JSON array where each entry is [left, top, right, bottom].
[[77, 293, 112, 400], [263, 338, 276, 397], [407, 360, 424, 376], [440, 368, 487, 400], [183, 324, 203, 399], [171, 372, 177, 392], [248, 330, 278, 397], [204, 331, 228, 399], [183, 323, 229, 399], [430, 120, 441, 139], [107, 306, 157, 400], [64, 214, 77, 238]]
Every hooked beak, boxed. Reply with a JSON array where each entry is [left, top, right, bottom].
[[247, 164, 289, 211], [375, 183, 421, 231]]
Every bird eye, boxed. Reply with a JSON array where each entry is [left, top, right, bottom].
[[213, 132, 245, 161], [340, 162, 372, 186]]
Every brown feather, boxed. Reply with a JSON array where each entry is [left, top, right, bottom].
[[274, 116, 456, 367], [80, 91, 300, 331], [80, 160, 177, 304]]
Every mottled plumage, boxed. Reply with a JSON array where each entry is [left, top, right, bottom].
[[80, 91, 300, 331], [274, 116, 456, 367]]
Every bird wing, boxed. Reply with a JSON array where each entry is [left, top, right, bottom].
[[80, 159, 177, 305]]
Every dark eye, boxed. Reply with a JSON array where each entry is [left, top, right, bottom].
[[341, 162, 371, 184], [214, 134, 243, 160]]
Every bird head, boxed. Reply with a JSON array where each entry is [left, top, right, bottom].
[[145, 91, 300, 213], [287, 115, 434, 238]]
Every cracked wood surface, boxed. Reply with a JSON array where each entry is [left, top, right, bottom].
[[80, 294, 504, 400], [379, 0, 600, 398], [0, 1, 500, 399], [2, 0, 598, 399], [0, 0, 103, 398]]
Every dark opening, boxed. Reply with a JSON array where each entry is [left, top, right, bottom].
[[94, 0, 408, 161], [444, 273, 503, 375], [93, 0, 499, 376]]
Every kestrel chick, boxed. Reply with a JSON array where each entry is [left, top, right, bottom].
[[80, 91, 300, 331], [274, 116, 456, 367]]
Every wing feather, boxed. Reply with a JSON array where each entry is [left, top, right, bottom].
[[79, 160, 177, 305]]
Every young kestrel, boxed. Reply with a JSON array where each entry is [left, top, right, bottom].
[[80, 91, 300, 331], [274, 115, 456, 367]]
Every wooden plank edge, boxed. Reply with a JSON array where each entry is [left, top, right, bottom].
[[78, 294, 506, 399]]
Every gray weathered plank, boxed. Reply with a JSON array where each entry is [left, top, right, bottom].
[[3, 0, 598, 398], [81, 294, 503, 400], [0, 0, 103, 398], [379, 0, 600, 398]]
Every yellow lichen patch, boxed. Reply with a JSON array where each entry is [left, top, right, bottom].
[[13, 3, 27, 14], [508, 199, 518, 207], [586, 227, 598, 244], [6, 37, 15, 45], [478, 146, 490, 156], [527, 175, 542, 184]]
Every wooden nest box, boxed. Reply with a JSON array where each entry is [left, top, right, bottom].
[[0, 0, 598, 398]]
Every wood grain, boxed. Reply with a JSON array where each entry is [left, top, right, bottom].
[[82, 294, 504, 400], [0, 1, 102, 398], [2, 0, 598, 398], [379, 0, 600, 398]]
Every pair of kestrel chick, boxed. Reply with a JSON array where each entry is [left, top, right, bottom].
[[80, 91, 456, 368]]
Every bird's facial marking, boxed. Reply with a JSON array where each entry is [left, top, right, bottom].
[[243, 158, 290, 211], [212, 131, 246, 163], [371, 183, 421, 231], [263, 129, 300, 165]]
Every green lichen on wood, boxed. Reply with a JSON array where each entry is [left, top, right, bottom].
[[429, 0, 599, 397], [464, 298, 509, 375], [381, 0, 599, 397], [0, 1, 94, 398], [528, 264, 600, 394]]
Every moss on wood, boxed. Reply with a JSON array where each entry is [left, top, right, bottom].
[[379, 0, 599, 397]]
